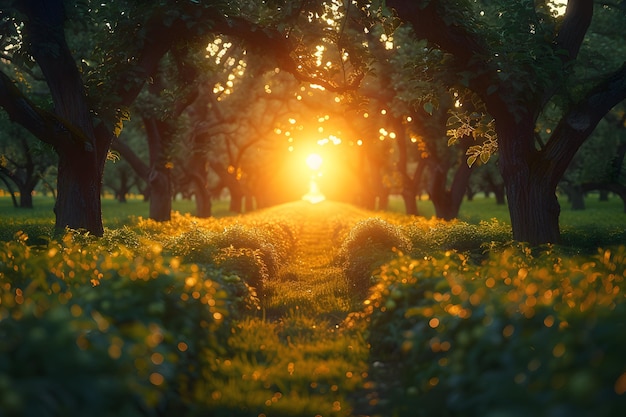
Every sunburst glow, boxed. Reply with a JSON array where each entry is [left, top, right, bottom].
[[306, 153, 323, 171], [303, 153, 325, 203]]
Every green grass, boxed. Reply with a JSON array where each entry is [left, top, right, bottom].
[[385, 193, 626, 227], [0, 195, 232, 240]]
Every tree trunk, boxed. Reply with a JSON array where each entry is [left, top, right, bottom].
[[497, 116, 561, 244], [504, 173, 561, 244], [599, 189, 609, 201], [143, 117, 172, 221], [244, 194, 254, 212], [493, 185, 506, 205], [116, 170, 130, 202], [582, 183, 626, 213], [429, 150, 473, 221], [378, 192, 389, 210], [18, 0, 107, 234], [190, 173, 212, 218], [19, 191, 33, 209], [569, 185, 585, 210], [402, 190, 419, 216], [148, 167, 171, 221], [195, 189, 212, 217], [0, 175, 19, 208], [55, 149, 104, 234], [210, 161, 245, 213], [229, 191, 243, 213]]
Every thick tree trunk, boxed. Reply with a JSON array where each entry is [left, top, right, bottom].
[[18, 0, 107, 234], [505, 174, 561, 243], [497, 116, 561, 244], [55, 149, 103, 234]]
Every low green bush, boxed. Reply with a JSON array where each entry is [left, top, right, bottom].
[[155, 219, 296, 295], [338, 218, 412, 297], [214, 224, 283, 279], [401, 217, 513, 258], [354, 245, 626, 417], [213, 246, 268, 294]]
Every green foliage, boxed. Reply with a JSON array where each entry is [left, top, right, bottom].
[[401, 217, 513, 257], [355, 246, 626, 416], [152, 215, 297, 295], [338, 218, 412, 297], [0, 229, 257, 416], [213, 246, 268, 294]]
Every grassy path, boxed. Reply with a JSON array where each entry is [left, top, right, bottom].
[[209, 201, 378, 416], [263, 201, 370, 321]]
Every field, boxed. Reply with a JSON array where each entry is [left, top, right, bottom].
[[1, 195, 626, 416]]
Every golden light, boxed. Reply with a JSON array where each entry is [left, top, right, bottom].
[[306, 153, 323, 171], [303, 153, 326, 204]]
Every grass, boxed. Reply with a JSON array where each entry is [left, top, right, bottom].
[[0, 195, 232, 240], [385, 193, 626, 228]]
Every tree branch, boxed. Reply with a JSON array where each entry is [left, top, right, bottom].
[[543, 62, 626, 183], [0, 69, 87, 149], [385, 0, 488, 63], [555, 0, 594, 62]]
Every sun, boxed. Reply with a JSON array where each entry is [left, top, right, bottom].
[[302, 153, 326, 204], [306, 153, 323, 171]]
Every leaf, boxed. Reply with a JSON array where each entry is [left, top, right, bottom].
[[480, 151, 491, 164], [467, 155, 477, 167], [423, 102, 434, 115]]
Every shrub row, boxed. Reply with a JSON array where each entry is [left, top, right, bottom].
[[352, 245, 626, 416], [0, 232, 259, 416]]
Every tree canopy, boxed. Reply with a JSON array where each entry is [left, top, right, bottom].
[[1, 0, 625, 244]]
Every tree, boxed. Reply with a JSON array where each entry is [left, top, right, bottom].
[[0, 114, 56, 207], [1, 0, 369, 234], [386, 0, 626, 244], [568, 107, 626, 212]]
